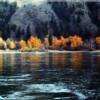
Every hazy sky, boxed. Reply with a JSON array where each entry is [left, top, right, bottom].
[[1, 0, 99, 7], [8, 0, 47, 7]]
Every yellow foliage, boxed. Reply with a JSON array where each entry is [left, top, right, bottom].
[[0, 37, 3, 43], [51, 36, 63, 49], [51, 37, 58, 49], [0, 37, 7, 49], [1, 34, 100, 50], [3, 41, 7, 49], [44, 37, 49, 46], [9, 41, 16, 49], [56, 39, 62, 47], [19, 40, 27, 50], [27, 39, 32, 48], [27, 36, 42, 49]]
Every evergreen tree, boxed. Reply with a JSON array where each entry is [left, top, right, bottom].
[[25, 25, 31, 40], [0, 1, 17, 39]]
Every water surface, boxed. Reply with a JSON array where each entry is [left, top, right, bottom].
[[0, 52, 100, 100]]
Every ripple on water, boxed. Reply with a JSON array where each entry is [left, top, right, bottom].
[[5, 83, 87, 100], [0, 74, 32, 82]]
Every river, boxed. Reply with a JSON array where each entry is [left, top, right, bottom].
[[0, 52, 100, 100]]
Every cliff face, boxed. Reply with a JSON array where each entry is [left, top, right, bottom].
[[9, 1, 100, 38]]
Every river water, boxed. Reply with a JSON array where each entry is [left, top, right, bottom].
[[0, 52, 100, 100]]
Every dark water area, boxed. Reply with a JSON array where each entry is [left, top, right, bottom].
[[0, 52, 100, 100]]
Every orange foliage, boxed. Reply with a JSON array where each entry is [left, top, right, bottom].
[[49, 35, 83, 49], [96, 37, 100, 44], [70, 35, 83, 49], [60, 36, 69, 46], [27, 36, 42, 48], [51, 36, 62, 49], [0, 34, 100, 50], [55, 39, 62, 47]]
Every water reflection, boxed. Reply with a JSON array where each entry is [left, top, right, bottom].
[[0, 53, 88, 73], [0, 52, 99, 99], [0, 54, 3, 72]]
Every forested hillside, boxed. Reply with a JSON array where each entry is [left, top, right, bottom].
[[0, 1, 100, 50]]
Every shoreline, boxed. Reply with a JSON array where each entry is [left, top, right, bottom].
[[0, 50, 100, 54]]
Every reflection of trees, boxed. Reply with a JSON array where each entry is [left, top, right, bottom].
[[0, 52, 99, 92], [0, 54, 3, 73], [30, 54, 41, 64], [69, 53, 83, 70], [10, 54, 15, 68], [20, 53, 50, 72], [87, 54, 100, 91], [96, 55, 100, 66], [52, 53, 69, 68], [0, 54, 16, 75], [20, 53, 31, 73]]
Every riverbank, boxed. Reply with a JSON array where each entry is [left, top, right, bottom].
[[0, 49, 100, 54]]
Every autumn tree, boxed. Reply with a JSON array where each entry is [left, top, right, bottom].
[[19, 40, 27, 51], [96, 37, 100, 49]]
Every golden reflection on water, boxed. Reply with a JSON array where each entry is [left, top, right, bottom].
[[69, 53, 83, 70], [10, 54, 15, 66], [20, 53, 50, 70], [0, 54, 16, 74], [0, 54, 3, 72], [51, 53, 83, 70], [0, 53, 99, 73], [52, 53, 69, 68]]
